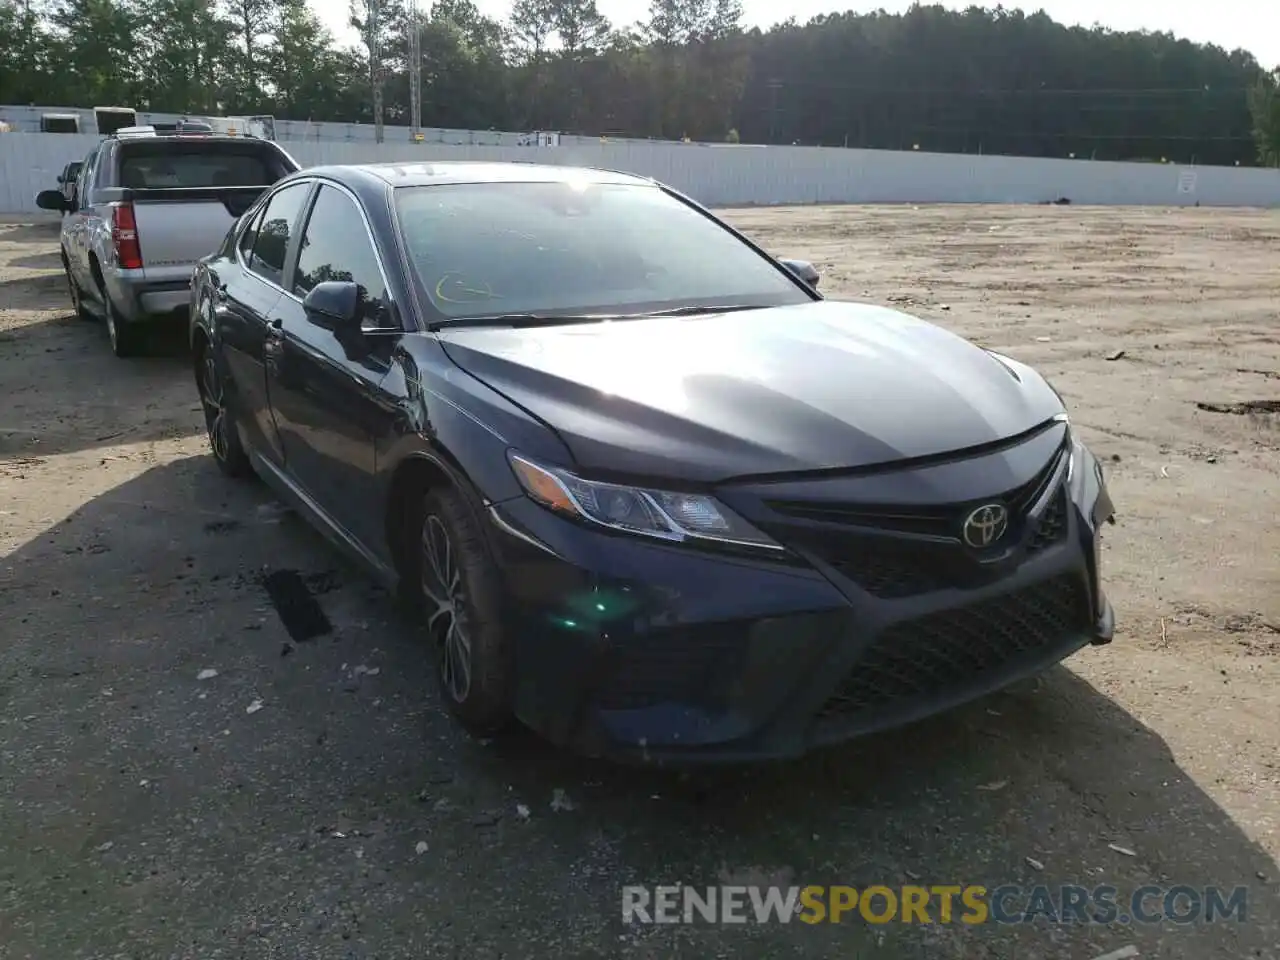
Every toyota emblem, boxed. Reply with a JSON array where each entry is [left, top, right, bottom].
[[962, 503, 1009, 548]]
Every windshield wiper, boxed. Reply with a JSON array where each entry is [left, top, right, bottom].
[[630, 304, 767, 318], [427, 303, 766, 332], [427, 313, 612, 331]]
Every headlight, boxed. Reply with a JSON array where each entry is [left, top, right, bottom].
[[508, 452, 782, 551]]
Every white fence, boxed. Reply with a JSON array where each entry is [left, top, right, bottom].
[[4, 132, 1280, 214], [0, 102, 654, 147]]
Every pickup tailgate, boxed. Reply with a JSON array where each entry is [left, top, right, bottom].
[[129, 187, 266, 275], [109, 137, 296, 281]]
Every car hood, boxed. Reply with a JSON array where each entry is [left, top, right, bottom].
[[437, 300, 1065, 483]]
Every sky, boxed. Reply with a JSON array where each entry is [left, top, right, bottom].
[[312, 0, 1277, 69]]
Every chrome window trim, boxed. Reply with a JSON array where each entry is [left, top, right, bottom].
[[287, 178, 396, 314], [234, 177, 314, 293]]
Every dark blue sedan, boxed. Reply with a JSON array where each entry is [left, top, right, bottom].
[[189, 161, 1116, 762]]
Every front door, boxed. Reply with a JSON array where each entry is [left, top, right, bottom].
[[264, 182, 402, 551], [66, 149, 98, 290]]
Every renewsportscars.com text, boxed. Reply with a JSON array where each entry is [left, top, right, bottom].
[[622, 884, 1249, 926]]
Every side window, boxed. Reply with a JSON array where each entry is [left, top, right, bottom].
[[293, 185, 391, 325], [247, 182, 309, 287], [75, 150, 96, 210], [237, 206, 263, 259]]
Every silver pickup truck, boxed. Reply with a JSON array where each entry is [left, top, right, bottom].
[[36, 130, 300, 357]]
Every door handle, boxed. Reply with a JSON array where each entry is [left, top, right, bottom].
[[264, 317, 284, 356]]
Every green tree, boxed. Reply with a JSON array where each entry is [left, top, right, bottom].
[[509, 0, 553, 58], [0, 0, 58, 105], [406, 0, 509, 130], [550, 0, 609, 56], [134, 0, 233, 112], [46, 0, 139, 106], [1248, 70, 1280, 165], [221, 0, 276, 109], [268, 0, 355, 120], [3, 0, 1269, 166], [348, 0, 407, 139]]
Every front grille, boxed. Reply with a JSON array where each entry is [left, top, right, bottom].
[[766, 439, 1067, 540], [763, 462, 1072, 599], [815, 574, 1089, 721]]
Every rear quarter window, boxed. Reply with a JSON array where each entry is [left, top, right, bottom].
[[117, 144, 279, 189]]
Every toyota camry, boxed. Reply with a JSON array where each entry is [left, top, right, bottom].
[[189, 161, 1116, 761]]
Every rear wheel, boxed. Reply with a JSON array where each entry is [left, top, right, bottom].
[[197, 340, 252, 478], [413, 485, 513, 736], [103, 293, 144, 358]]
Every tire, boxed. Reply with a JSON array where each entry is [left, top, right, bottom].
[[196, 339, 253, 478], [413, 484, 513, 736], [61, 254, 92, 321], [103, 292, 145, 358]]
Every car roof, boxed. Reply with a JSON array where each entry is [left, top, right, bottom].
[[106, 134, 278, 148], [301, 161, 657, 190]]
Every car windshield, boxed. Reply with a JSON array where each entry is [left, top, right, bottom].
[[393, 180, 813, 320]]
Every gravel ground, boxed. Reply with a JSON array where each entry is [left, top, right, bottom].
[[1, 205, 1277, 960]]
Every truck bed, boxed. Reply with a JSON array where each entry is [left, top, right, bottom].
[[98, 186, 266, 276]]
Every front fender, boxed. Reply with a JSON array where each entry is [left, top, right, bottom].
[[1070, 435, 1116, 637], [376, 335, 576, 508], [188, 266, 212, 349]]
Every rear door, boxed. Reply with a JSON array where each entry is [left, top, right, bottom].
[[264, 182, 402, 550], [217, 181, 313, 465]]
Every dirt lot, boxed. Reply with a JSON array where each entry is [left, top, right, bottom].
[[1, 205, 1278, 960]]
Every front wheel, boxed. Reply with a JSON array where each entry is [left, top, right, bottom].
[[61, 255, 92, 321], [197, 340, 252, 478], [415, 485, 513, 736]]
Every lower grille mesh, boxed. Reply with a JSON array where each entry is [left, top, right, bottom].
[[816, 574, 1089, 721], [593, 623, 746, 711], [1029, 487, 1069, 552]]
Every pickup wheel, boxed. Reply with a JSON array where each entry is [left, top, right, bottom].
[[103, 294, 144, 358], [60, 254, 92, 322]]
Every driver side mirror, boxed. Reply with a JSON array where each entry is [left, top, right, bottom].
[[780, 258, 820, 289], [36, 189, 69, 212], [302, 280, 361, 331]]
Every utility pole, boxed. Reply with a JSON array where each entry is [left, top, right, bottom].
[[766, 79, 781, 143], [408, 0, 421, 138], [364, 0, 384, 143]]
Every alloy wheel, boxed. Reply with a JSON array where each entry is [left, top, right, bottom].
[[200, 351, 231, 462], [420, 513, 473, 703]]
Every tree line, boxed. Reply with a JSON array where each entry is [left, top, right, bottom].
[[2, 0, 1279, 166]]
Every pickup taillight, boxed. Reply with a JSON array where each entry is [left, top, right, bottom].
[[111, 202, 143, 269]]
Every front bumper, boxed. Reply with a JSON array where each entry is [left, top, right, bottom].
[[486, 432, 1115, 763]]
